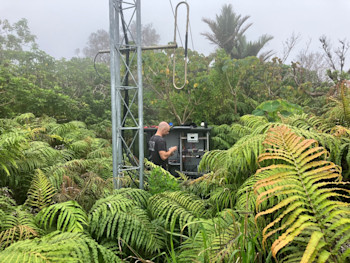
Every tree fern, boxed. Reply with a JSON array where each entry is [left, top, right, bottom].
[[149, 191, 209, 235], [0, 231, 122, 262], [255, 125, 350, 262], [89, 193, 165, 253], [36, 201, 88, 233], [25, 169, 55, 211]]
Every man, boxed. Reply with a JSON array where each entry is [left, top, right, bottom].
[[148, 122, 177, 169]]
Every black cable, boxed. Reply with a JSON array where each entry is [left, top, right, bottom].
[[184, 0, 195, 51], [93, 52, 110, 84]]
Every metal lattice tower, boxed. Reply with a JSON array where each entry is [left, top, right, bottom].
[[109, 0, 144, 189]]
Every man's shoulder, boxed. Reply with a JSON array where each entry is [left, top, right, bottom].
[[150, 135, 164, 141]]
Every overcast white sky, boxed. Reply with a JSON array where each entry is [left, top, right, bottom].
[[1, 0, 350, 64]]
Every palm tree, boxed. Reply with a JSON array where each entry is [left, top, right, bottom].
[[202, 4, 273, 60]]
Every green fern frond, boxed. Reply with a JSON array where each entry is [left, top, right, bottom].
[[14, 113, 36, 124], [19, 141, 64, 172], [149, 191, 208, 235], [36, 201, 88, 233], [47, 121, 86, 136], [199, 134, 266, 183], [240, 114, 269, 130], [0, 188, 16, 220], [43, 158, 94, 188], [0, 207, 40, 249], [0, 231, 123, 262], [178, 209, 240, 263], [87, 145, 112, 159], [211, 124, 250, 149], [255, 125, 350, 262], [0, 130, 27, 176], [112, 188, 151, 209], [89, 193, 165, 253], [75, 172, 113, 210], [25, 169, 55, 211], [284, 113, 333, 132], [208, 186, 236, 211]]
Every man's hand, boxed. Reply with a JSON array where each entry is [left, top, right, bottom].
[[159, 146, 178, 160], [169, 146, 178, 155]]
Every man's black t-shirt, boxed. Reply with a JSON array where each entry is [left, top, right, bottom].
[[149, 135, 167, 168]]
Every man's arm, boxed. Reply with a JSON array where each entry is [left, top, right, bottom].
[[159, 146, 177, 161]]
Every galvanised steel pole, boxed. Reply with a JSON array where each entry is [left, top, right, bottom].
[[109, 0, 122, 189], [136, 0, 144, 189], [115, 1, 122, 190]]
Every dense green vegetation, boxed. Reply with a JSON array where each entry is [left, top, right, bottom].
[[1, 8, 350, 263]]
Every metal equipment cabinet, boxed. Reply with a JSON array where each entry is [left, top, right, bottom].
[[144, 126, 211, 177]]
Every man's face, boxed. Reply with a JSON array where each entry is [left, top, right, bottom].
[[162, 125, 170, 136]]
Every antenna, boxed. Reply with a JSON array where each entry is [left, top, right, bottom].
[[172, 1, 189, 90]]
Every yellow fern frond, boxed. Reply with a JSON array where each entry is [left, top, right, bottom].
[[254, 125, 350, 262]]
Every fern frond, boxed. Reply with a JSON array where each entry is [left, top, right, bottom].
[[0, 231, 123, 262], [208, 186, 236, 211], [0, 188, 16, 221], [19, 141, 64, 172], [36, 201, 88, 233], [25, 169, 55, 211], [199, 134, 266, 184], [14, 113, 36, 124], [87, 145, 112, 159], [178, 209, 240, 263], [284, 113, 333, 133], [89, 193, 165, 253], [0, 207, 40, 249], [112, 188, 151, 209], [149, 191, 208, 235], [0, 130, 27, 176], [239, 114, 269, 130], [255, 125, 350, 262]]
